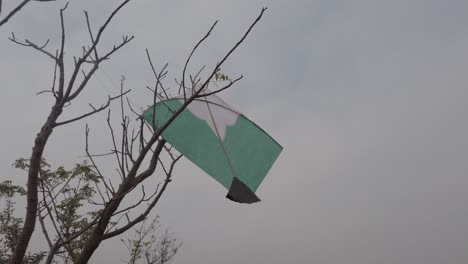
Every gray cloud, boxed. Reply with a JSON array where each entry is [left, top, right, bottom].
[[1, 0, 468, 263]]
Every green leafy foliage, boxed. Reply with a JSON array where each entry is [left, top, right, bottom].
[[0, 184, 45, 263], [0, 181, 26, 198], [214, 70, 231, 82], [2, 158, 102, 263], [2, 157, 181, 263]]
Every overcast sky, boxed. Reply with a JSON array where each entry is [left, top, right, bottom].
[[1, 0, 468, 263]]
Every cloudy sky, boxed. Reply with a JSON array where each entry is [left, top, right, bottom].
[[1, 0, 468, 263]]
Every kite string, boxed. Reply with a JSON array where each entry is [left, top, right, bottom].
[[97, 66, 141, 112]]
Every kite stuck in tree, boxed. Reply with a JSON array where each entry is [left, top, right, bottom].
[[143, 89, 282, 204]]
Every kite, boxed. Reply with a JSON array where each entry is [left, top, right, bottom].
[[143, 90, 282, 204]]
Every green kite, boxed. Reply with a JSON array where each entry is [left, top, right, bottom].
[[143, 91, 282, 203]]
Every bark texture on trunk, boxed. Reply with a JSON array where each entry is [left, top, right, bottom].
[[74, 184, 129, 264], [10, 104, 62, 264]]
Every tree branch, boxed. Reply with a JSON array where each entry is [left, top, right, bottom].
[[0, 0, 31, 28], [9, 33, 57, 61], [179, 20, 218, 100], [102, 154, 180, 240], [56, 3, 68, 100], [54, 90, 130, 127], [194, 75, 243, 98], [63, 0, 132, 101]]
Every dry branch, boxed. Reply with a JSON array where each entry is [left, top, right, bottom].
[[0, 0, 56, 28]]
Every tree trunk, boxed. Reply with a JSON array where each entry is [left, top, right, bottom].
[[10, 104, 62, 264], [74, 189, 127, 264]]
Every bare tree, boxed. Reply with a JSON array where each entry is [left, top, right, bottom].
[[121, 217, 181, 264], [8, 1, 134, 263], [3, 0, 267, 262]]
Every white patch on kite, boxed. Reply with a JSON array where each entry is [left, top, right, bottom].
[[178, 94, 239, 141]]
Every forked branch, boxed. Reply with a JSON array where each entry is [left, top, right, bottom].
[[54, 90, 131, 127]]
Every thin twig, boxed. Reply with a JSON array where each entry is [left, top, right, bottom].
[[0, 0, 32, 28], [179, 21, 218, 100], [54, 90, 130, 127]]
